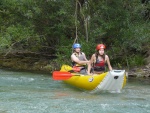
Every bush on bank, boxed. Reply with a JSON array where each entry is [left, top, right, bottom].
[[0, 0, 149, 70]]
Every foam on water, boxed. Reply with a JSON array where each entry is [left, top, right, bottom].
[[0, 69, 150, 113]]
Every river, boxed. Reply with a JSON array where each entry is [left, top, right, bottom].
[[0, 69, 150, 113]]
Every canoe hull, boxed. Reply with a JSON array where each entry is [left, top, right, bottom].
[[60, 65, 127, 92], [64, 73, 107, 90]]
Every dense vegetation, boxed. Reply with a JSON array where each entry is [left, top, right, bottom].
[[0, 0, 149, 69]]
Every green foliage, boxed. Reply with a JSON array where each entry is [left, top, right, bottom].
[[32, 0, 75, 47], [54, 36, 73, 66], [128, 54, 146, 67], [0, 24, 31, 46], [0, 24, 42, 52], [77, 38, 96, 59], [0, 0, 149, 68], [88, 0, 150, 68], [55, 36, 96, 66]]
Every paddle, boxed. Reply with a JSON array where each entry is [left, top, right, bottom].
[[52, 71, 81, 80]]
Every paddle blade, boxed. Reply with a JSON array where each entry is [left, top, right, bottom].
[[52, 71, 73, 80]]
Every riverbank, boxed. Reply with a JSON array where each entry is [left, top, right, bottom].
[[0, 53, 149, 78], [0, 54, 55, 74]]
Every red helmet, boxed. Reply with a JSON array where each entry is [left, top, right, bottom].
[[96, 44, 106, 50]]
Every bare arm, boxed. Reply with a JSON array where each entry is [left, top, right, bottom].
[[71, 54, 90, 65], [87, 54, 95, 75], [105, 55, 112, 71], [82, 52, 88, 61]]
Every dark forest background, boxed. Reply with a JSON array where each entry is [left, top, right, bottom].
[[0, 0, 149, 69]]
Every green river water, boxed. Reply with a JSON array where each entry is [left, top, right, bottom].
[[0, 69, 150, 113]]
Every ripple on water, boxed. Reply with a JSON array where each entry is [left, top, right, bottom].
[[0, 69, 150, 113]]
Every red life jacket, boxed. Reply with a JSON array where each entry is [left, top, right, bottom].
[[95, 59, 105, 67], [72, 66, 81, 72], [93, 56, 105, 71]]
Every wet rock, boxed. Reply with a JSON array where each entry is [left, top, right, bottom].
[[128, 63, 150, 78]]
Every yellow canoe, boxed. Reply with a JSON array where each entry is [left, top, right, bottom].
[[59, 65, 127, 92]]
